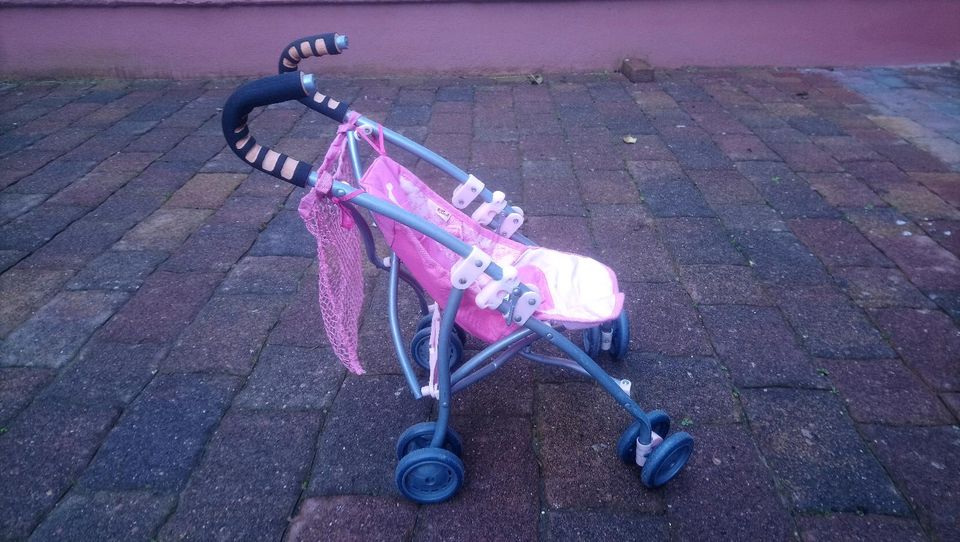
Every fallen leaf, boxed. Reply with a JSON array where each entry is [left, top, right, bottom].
[[622, 135, 638, 144], [528, 74, 544, 85]]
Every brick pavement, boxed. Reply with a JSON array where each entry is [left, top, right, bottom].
[[1, 65, 959, 541]]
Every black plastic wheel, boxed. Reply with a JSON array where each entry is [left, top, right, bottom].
[[410, 327, 464, 371], [582, 326, 601, 358], [395, 447, 465, 504], [416, 314, 467, 346], [640, 432, 694, 488], [396, 421, 464, 460], [616, 410, 671, 465], [610, 310, 630, 361]]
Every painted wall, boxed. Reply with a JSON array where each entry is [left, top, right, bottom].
[[2, 0, 960, 78]]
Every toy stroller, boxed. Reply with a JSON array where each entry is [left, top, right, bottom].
[[221, 33, 693, 504]]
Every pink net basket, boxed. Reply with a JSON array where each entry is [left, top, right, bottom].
[[298, 115, 366, 374]]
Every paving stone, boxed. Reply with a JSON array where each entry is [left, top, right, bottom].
[[590, 210, 675, 282], [7, 159, 99, 195], [308, 375, 431, 496], [0, 367, 55, 425], [234, 345, 345, 410], [113, 207, 212, 252], [832, 266, 935, 309], [623, 354, 741, 425], [20, 215, 132, 270], [805, 172, 887, 209], [523, 215, 594, 255], [79, 373, 240, 492], [0, 290, 128, 368], [536, 382, 663, 511], [870, 308, 960, 391], [0, 250, 24, 273], [678, 264, 769, 305], [218, 255, 310, 296], [788, 218, 890, 268], [522, 175, 584, 216], [714, 133, 780, 161], [66, 249, 167, 292], [812, 135, 883, 162], [663, 137, 733, 170], [249, 209, 315, 257], [544, 510, 668, 541], [84, 187, 167, 229], [631, 167, 714, 218], [99, 271, 223, 343], [161, 224, 258, 273], [287, 496, 418, 542], [0, 268, 74, 337], [699, 305, 824, 388], [797, 513, 927, 542], [625, 282, 714, 357], [0, 203, 88, 252], [736, 161, 838, 218], [30, 490, 176, 542], [266, 267, 329, 349], [872, 142, 948, 173], [41, 340, 166, 408], [713, 203, 788, 232], [578, 169, 640, 204], [774, 285, 894, 359], [942, 392, 960, 422], [734, 230, 829, 285], [0, 397, 119, 539], [162, 294, 286, 375], [158, 410, 320, 542], [414, 416, 540, 541], [821, 358, 953, 425], [861, 425, 960, 540], [667, 425, 795, 542], [687, 169, 763, 206], [0, 192, 46, 224], [164, 172, 245, 209], [657, 217, 744, 265], [741, 388, 908, 514]]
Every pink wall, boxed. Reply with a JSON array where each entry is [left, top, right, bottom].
[[2, 0, 960, 78]]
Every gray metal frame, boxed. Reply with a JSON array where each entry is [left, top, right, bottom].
[[326, 121, 657, 447]]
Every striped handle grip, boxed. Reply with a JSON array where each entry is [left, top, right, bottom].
[[221, 72, 317, 187], [278, 33, 350, 123]]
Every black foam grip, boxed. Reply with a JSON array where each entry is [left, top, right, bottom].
[[221, 72, 315, 187], [278, 33, 351, 123]]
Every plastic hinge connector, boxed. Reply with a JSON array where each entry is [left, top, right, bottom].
[[601, 329, 614, 351], [421, 304, 441, 399], [635, 431, 664, 467], [475, 265, 518, 310], [508, 289, 542, 326], [497, 210, 525, 238], [471, 190, 506, 226], [450, 246, 492, 290], [453, 174, 485, 209]]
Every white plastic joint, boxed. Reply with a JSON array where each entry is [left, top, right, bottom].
[[471, 190, 507, 226], [453, 174, 485, 209], [509, 289, 542, 326], [450, 246, 492, 290], [475, 265, 519, 309], [635, 431, 664, 467], [600, 329, 614, 351], [617, 378, 632, 396], [421, 304, 441, 400], [497, 210, 525, 238]]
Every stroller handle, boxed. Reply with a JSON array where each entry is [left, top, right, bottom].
[[221, 71, 318, 187], [278, 33, 351, 123]]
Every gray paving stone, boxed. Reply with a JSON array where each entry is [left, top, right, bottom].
[[30, 490, 176, 542], [699, 305, 824, 388], [99, 271, 222, 344], [625, 282, 714, 357], [158, 410, 320, 542], [741, 388, 908, 515], [734, 230, 830, 285], [667, 425, 795, 542], [249, 210, 315, 258], [0, 290, 128, 368], [266, 267, 329, 349], [870, 308, 960, 391], [714, 203, 788, 232], [18, 215, 132, 270], [308, 375, 431, 496], [687, 169, 764, 206], [657, 217, 745, 265], [0, 192, 46, 224], [235, 345, 345, 410], [0, 367, 55, 425], [66, 249, 167, 292], [0, 203, 88, 252], [161, 294, 286, 375], [0, 397, 119, 539], [821, 358, 953, 425], [544, 510, 668, 541], [789, 218, 891, 268], [287, 496, 418, 542], [164, 172, 245, 209], [797, 513, 927, 542], [0, 268, 75, 337], [832, 266, 936, 309], [536, 382, 663, 511], [218, 255, 310, 296], [590, 210, 675, 282], [113, 207, 212, 252], [678, 264, 770, 305], [79, 373, 240, 492], [0, 250, 24, 273], [624, 354, 742, 425], [861, 424, 960, 541]]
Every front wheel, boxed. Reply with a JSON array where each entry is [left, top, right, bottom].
[[640, 432, 693, 488], [395, 447, 465, 504]]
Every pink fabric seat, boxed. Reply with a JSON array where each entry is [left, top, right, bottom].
[[361, 154, 624, 344]]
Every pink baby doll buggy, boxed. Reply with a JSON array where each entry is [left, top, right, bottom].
[[221, 33, 693, 504]]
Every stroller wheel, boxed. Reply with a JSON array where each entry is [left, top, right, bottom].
[[640, 432, 694, 488], [616, 410, 671, 465], [396, 421, 464, 460], [581, 326, 601, 358], [416, 314, 467, 346], [410, 327, 464, 371], [395, 447, 465, 504], [610, 310, 630, 361]]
